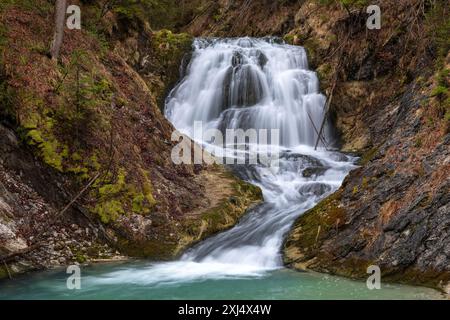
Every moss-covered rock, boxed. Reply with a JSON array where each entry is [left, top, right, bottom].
[[150, 29, 193, 109], [283, 190, 346, 267], [115, 167, 263, 259]]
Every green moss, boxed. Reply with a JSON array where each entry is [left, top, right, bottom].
[[212, 13, 222, 22], [431, 85, 448, 99], [132, 194, 146, 213], [358, 146, 379, 165], [138, 169, 157, 213], [93, 168, 127, 223], [65, 152, 103, 181], [39, 138, 67, 171], [414, 138, 423, 148], [197, 174, 262, 232], [88, 154, 101, 171], [177, 171, 263, 255], [287, 190, 346, 250], [101, 169, 126, 195], [114, 168, 262, 259], [15, 51, 113, 175], [71, 152, 82, 161], [361, 177, 369, 189], [92, 168, 156, 223], [151, 29, 193, 109], [131, 191, 155, 215], [95, 199, 125, 224], [302, 38, 321, 68], [74, 252, 87, 264], [232, 180, 263, 201], [20, 105, 69, 172], [67, 165, 89, 178], [152, 29, 193, 62], [123, 169, 157, 215], [283, 34, 296, 45]]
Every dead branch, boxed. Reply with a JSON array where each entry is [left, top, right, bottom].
[[306, 110, 329, 150], [314, 48, 343, 150]]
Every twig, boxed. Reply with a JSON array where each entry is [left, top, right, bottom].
[[0, 243, 43, 264], [314, 48, 343, 150], [314, 75, 337, 150], [306, 110, 329, 150], [184, 2, 216, 29], [314, 225, 321, 247], [55, 173, 101, 220], [2, 260, 12, 279]]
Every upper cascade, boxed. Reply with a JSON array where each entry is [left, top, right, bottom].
[[165, 37, 332, 148]]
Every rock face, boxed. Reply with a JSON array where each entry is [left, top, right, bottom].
[[0, 1, 262, 278], [283, 94, 450, 289], [277, 2, 449, 290], [0, 124, 120, 277]]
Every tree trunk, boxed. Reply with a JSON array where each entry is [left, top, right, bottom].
[[49, 0, 67, 61]]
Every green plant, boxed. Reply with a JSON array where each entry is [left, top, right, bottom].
[[54, 50, 113, 147], [431, 85, 448, 99], [340, 0, 368, 7], [29, 41, 48, 55], [414, 138, 422, 148], [425, 1, 450, 68]]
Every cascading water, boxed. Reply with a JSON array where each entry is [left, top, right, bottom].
[[161, 37, 354, 273], [73, 37, 355, 285], [166, 38, 333, 147], [0, 37, 442, 300]]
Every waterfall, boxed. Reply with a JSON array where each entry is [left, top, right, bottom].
[[81, 37, 355, 285], [165, 37, 332, 148], [0, 38, 442, 300], [162, 37, 354, 273]]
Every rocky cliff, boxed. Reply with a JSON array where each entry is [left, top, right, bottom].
[[282, 1, 449, 292]]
